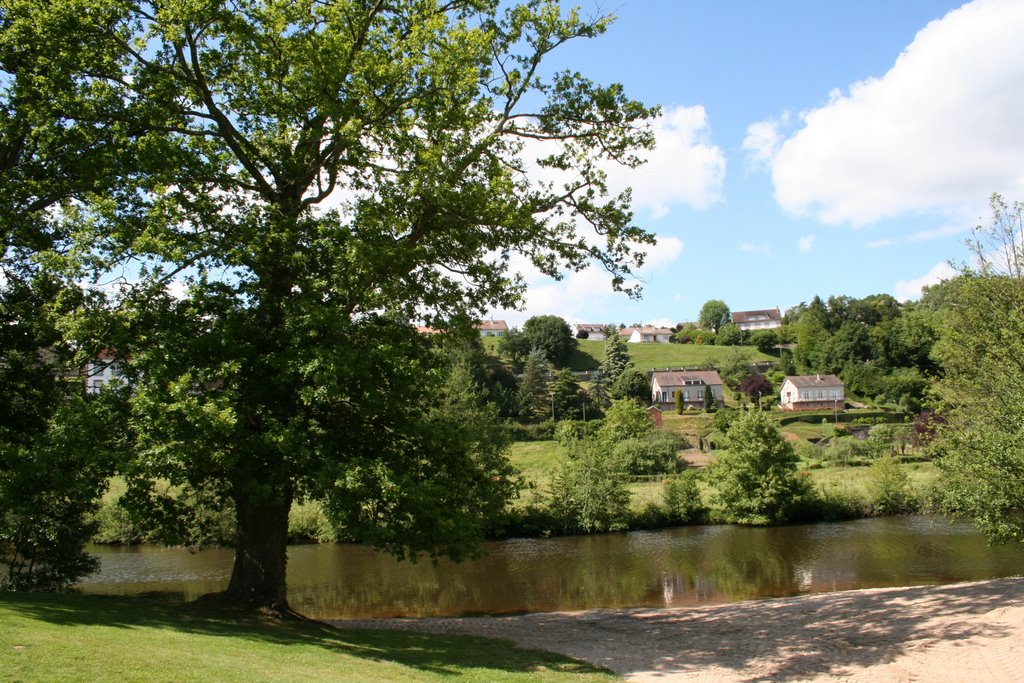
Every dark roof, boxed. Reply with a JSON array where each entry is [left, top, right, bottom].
[[731, 308, 782, 324], [784, 374, 843, 388]]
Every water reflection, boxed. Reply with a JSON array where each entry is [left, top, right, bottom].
[[80, 516, 1024, 619]]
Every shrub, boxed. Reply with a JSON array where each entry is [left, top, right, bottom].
[[546, 441, 630, 534], [706, 410, 812, 525], [868, 456, 915, 515], [663, 470, 707, 523], [288, 501, 340, 543], [613, 431, 687, 475]]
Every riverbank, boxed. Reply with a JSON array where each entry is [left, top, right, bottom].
[[333, 577, 1024, 682]]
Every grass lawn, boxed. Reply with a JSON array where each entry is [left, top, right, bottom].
[[0, 593, 613, 683], [570, 340, 775, 371]]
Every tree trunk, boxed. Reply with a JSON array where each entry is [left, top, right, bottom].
[[226, 492, 292, 611]]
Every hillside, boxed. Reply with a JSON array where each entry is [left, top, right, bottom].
[[564, 339, 775, 371]]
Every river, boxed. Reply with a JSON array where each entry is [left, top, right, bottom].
[[77, 515, 1024, 619]]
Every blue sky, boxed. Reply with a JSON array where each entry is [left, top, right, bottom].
[[490, 0, 1024, 328]]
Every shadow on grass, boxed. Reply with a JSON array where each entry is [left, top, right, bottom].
[[0, 591, 610, 678]]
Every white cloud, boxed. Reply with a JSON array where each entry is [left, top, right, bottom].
[[492, 234, 685, 327], [798, 234, 816, 254], [608, 105, 727, 217], [742, 114, 788, 169], [767, 0, 1024, 226], [739, 241, 772, 257], [894, 261, 958, 301]]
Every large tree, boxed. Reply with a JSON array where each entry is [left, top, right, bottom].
[[933, 195, 1024, 544], [520, 315, 577, 368], [4, 0, 657, 609]]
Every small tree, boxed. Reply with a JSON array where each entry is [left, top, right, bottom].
[[706, 410, 811, 524], [717, 323, 742, 346], [703, 386, 716, 411], [598, 398, 654, 443], [675, 388, 685, 414], [550, 368, 584, 422], [610, 367, 650, 403], [663, 471, 707, 524], [601, 327, 632, 385], [740, 373, 773, 407], [497, 328, 532, 367], [547, 441, 630, 534], [517, 349, 551, 420], [698, 299, 731, 333], [868, 455, 914, 515]]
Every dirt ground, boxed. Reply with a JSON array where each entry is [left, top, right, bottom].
[[333, 577, 1024, 681]]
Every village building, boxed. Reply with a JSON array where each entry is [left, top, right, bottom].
[[779, 374, 845, 411], [731, 308, 782, 332], [650, 369, 724, 409], [628, 326, 673, 343], [476, 320, 508, 337], [573, 323, 610, 340]]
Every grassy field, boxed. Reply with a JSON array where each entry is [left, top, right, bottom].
[[483, 337, 776, 371], [0, 593, 613, 683]]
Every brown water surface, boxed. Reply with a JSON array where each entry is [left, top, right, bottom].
[[79, 515, 1024, 619]]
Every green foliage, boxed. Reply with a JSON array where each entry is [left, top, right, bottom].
[[706, 410, 812, 525], [711, 408, 739, 434], [698, 299, 731, 333], [597, 399, 654, 443], [520, 316, 578, 368], [662, 470, 707, 523], [717, 349, 753, 390], [716, 323, 741, 346], [550, 368, 589, 422], [750, 329, 780, 355], [675, 386, 685, 414], [609, 366, 649, 402], [1, 395, 123, 590], [553, 419, 602, 445], [612, 431, 686, 476], [6, 0, 659, 606], [933, 195, 1024, 543], [868, 456, 915, 516], [517, 349, 551, 419], [600, 328, 632, 386], [547, 441, 630, 534], [739, 373, 772, 403]]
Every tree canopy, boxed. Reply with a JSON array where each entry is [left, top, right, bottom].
[[933, 195, 1024, 544], [1, 0, 657, 608], [698, 299, 731, 333]]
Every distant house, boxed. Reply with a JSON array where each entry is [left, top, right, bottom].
[[83, 349, 125, 394], [650, 370, 724, 409], [574, 323, 610, 341], [779, 374, 844, 411], [415, 325, 443, 335], [629, 326, 673, 343], [476, 320, 508, 337], [731, 308, 782, 332], [618, 327, 635, 340]]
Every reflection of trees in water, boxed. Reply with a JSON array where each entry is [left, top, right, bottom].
[[84, 517, 1024, 618]]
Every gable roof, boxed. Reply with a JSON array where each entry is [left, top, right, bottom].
[[732, 308, 782, 324], [784, 374, 843, 388], [476, 320, 508, 332], [651, 370, 724, 387], [632, 326, 674, 336], [575, 323, 610, 333]]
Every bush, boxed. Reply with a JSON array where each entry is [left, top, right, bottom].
[[613, 432, 687, 475], [663, 470, 707, 523], [546, 441, 630, 534], [288, 501, 339, 543], [509, 418, 557, 442], [554, 419, 602, 445], [706, 410, 812, 525], [868, 456, 916, 515]]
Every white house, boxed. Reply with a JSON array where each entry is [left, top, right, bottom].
[[574, 323, 610, 341], [650, 370, 724, 409], [83, 350, 125, 394], [731, 308, 782, 332], [476, 320, 508, 337], [779, 374, 844, 411], [629, 326, 673, 343]]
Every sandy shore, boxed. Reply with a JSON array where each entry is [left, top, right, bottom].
[[333, 577, 1024, 681]]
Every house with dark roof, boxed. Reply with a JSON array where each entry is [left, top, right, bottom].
[[731, 308, 782, 331], [779, 374, 844, 411], [650, 369, 724, 409]]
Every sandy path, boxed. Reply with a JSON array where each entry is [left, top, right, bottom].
[[333, 577, 1024, 681]]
